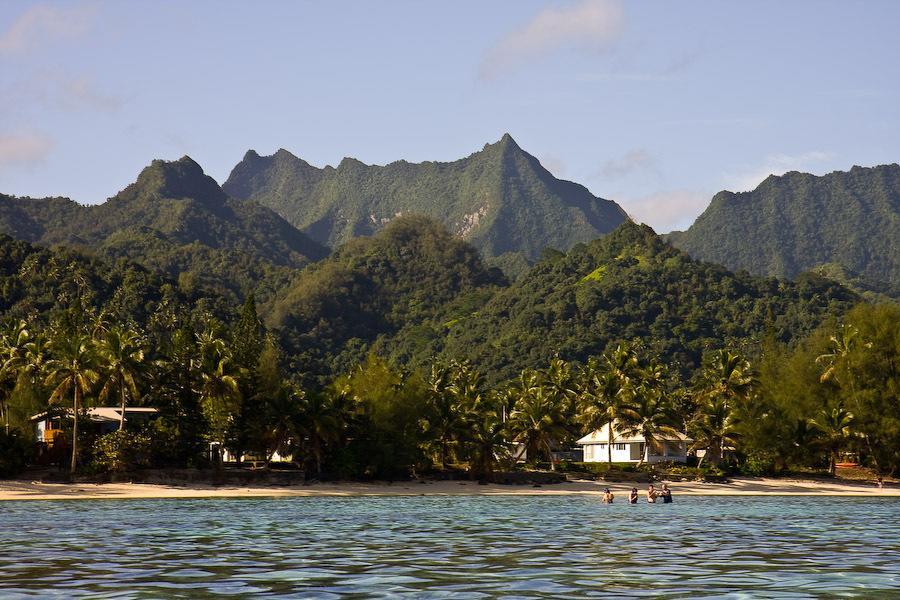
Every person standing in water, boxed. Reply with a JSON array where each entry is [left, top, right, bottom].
[[629, 488, 638, 504], [602, 488, 614, 503], [647, 484, 658, 503], [661, 483, 672, 503]]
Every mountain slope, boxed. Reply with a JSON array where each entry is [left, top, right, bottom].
[[431, 221, 857, 383], [0, 233, 229, 326], [267, 215, 506, 384], [223, 134, 628, 273], [0, 157, 327, 301], [667, 164, 900, 297]]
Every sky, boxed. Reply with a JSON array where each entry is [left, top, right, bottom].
[[1, 0, 898, 232]]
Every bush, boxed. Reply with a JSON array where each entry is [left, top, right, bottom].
[[91, 430, 152, 473], [559, 461, 637, 475], [660, 464, 726, 480], [741, 451, 778, 477], [0, 428, 30, 477]]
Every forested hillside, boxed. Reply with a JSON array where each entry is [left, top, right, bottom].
[[0, 157, 326, 301], [223, 134, 628, 276], [267, 216, 506, 383], [0, 233, 230, 329], [433, 222, 858, 383], [667, 164, 900, 297], [261, 218, 857, 386]]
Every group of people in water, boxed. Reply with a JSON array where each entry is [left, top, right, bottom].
[[601, 483, 672, 504]]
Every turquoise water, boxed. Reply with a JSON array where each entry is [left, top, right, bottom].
[[1, 495, 898, 597]]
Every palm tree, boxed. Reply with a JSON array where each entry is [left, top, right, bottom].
[[541, 356, 580, 416], [698, 350, 753, 404], [448, 360, 490, 468], [299, 388, 348, 475], [809, 404, 855, 475], [0, 320, 30, 433], [508, 378, 567, 471], [578, 361, 632, 464], [691, 349, 753, 465], [816, 324, 878, 472], [97, 327, 146, 431], [44, 331, 99, 474], [619, 385, 680, 467], [261, 382, 303, 465], [467, 394, 510, 480], [816, 324, 868, 385], [604, 343, 643, 388], [577, 343, 648, 464], [425, 361, 461, 468], [195, 329, 241, 463], [689, 396, 738, 467]]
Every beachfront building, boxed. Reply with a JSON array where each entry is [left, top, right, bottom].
[[29, 407, 159, 466], [576, 420, 692, 464], [31, 407, 159, 444], [216, 446, 294, 464]]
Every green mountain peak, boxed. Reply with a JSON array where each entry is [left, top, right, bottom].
[[668, 162, 900, 297], [223, 135, 628, 275], [126, 155, 226, 204], [0, 156, 326, 302]]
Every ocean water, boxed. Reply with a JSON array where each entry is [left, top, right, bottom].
[[0, 495, 898, 598]]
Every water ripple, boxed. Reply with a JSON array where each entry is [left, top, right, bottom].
[[0, 496, 898, 597]]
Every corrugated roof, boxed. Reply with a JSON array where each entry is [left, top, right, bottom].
[[576, 420, 692, 444], [30, 407, 158, 422]]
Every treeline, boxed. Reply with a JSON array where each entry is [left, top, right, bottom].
[[2, 298, 896, 479]]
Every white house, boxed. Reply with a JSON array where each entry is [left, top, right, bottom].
[[576, 420, 692, 464]]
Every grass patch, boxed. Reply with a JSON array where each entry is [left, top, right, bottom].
[[579, 265, 606, 283]]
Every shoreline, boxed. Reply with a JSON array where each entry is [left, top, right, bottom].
[[1, 477, 897, 502]]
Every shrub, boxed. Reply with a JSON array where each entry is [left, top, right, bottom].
[[91, 430, 152, 473], [559, 461, 638, 474], [659, 464, 727, 480], [0, 428, 30, 477], [741, 451, 778, 477]]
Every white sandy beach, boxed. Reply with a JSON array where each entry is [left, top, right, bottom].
[[0, 477, 896, 501]]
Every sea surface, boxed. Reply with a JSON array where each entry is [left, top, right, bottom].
[[0, 495, 898, 598]]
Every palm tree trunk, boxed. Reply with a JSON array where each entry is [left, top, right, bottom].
[[119, 378, 126, 431], [545, 439, 556, 471], [862, 433, 881, 475], [607, 424, 613, 465], [70, 385, 79, 475], [313, 437, 322, 475]]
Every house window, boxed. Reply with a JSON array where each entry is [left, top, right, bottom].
[[613, 443, 626, 451]]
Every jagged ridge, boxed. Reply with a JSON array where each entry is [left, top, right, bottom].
[[667, 164, 900, 297], [223, 134, 629, 274], [0, 157, 327, 301]]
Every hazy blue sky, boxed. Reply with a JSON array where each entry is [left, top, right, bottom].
[[1, 0, 898, 231]]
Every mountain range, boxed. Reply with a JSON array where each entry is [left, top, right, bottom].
[[222, 133, 628, 275], [667, 164, 900, 298], [0, 136, 896, 384], [0, 157, 326, 301], [1, 139, 881, 386]]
